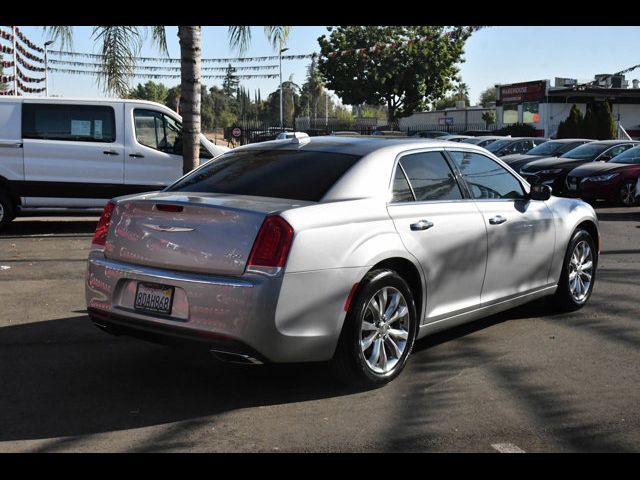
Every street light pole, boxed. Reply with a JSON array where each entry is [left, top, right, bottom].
[[279, 46, 289, 131], [44, 40, 53, 97]]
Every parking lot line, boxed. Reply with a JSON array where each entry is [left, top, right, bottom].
[[491, 443, 526, 453]]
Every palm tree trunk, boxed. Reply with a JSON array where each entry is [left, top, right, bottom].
[[178, 26, 201, 174]]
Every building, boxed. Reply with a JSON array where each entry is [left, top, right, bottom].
[[399, 102, 495, 133], [495, 76, 640, 138]]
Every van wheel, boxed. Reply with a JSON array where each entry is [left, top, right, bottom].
[[549, 229, 597, 312], [330, 269, 418, 389], [0, 190, 15, 231]]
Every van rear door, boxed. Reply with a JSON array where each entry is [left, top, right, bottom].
[[0, 99, 24, 188], [21, 100, 125, 207]]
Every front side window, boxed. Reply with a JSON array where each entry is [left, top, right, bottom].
[[600, 144, 633, 161], [448, 151, 525, 200], [22, 103, 116, 142], [398, 151, 463, 202], [561, 143, 610, 160], [134, 109, 183, 154]]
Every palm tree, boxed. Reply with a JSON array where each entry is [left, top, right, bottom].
[[44, 26, 290, 174]]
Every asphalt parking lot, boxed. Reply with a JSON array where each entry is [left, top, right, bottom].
[[1, 206, 639, 452]]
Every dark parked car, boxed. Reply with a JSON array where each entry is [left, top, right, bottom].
[[460, 135, 507, 148], [501, 139, 593, 173], [484, 137, 548, 157], [519, 140, 640, 195], [566, 145, 640, 206], [408, 130, 450, 139]]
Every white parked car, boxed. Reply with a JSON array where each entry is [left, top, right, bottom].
[[275, 131, 308, 140], [0, 97, 229, 230]]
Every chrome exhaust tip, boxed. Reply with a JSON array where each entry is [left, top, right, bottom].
[[209, 348, 263, 365]]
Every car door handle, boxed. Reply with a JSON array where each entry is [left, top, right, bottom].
[[410, 220, 434, 231], [103, 150, 119, 156], [489, 215, 507, 225], [129, 153, 145, 158]]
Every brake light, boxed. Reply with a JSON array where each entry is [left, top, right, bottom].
[[247, 215, 294, 270], [92, 201, 116, 247]]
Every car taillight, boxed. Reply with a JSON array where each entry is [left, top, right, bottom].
[[92, 201, 116, 247], [247, 215, 294, 272]]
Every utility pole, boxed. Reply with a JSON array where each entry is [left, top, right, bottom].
[[279, 45, 289, 131], [12, 26, 17, 95]]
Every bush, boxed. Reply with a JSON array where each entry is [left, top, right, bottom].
[[495, 123, 538, 137]]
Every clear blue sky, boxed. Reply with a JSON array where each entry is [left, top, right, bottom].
[[12, 26, 640, 107]]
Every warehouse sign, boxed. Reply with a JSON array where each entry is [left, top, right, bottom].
[[500, 81, 547, 103]]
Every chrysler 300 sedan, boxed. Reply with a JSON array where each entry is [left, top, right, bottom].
[[86, 135, 600, 387]]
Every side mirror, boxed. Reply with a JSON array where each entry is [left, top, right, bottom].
[[529, 183, 552, 201]]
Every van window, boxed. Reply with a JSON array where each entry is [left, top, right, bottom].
[[134, 109, 182, 154], [22, 104, 116, 142]]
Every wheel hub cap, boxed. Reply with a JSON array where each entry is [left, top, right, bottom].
[[360, 286, 410, 374], [568, 240, 593, 302]]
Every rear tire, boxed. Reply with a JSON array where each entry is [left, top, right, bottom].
[[330, 269, 418, 389], [549, 229, 597, 312], [0, 189, 15, 232]]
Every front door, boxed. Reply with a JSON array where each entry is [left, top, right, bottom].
[[386, 149, 488, 323], [447, 149, 556, 305]]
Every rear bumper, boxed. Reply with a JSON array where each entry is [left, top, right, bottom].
[[85, 252, 363, 363]]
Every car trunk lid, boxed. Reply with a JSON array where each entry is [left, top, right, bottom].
[[104, 192, 310, 275]]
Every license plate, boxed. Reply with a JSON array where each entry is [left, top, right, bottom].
[[134, 283, 174, 315]]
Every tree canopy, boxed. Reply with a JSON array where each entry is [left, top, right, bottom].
[[317, 26, 474, 123]]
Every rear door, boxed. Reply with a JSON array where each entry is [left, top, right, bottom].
[[447, 149, 556, 305], [386, 149, 488, 323], [21, 101, 124, 206]]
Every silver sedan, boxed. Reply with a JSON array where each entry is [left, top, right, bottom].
[[86, 135, 600, 387]]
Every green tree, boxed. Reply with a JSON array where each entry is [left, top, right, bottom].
[[596, 102, 616, 140], [45, 26, 290, 174], [265, 78, 300, 126], [222, 64, 239, 100], [128, 81, 169, 104], [481, 110, 496, 127], [478, 86, 497, 107], [556, 104, 583, 138], [583, 104, 595, 139], [166, 85, 181, 113], [318, 26, 475, 123]]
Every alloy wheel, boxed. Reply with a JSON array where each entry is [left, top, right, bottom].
[[568, 240, 594, 303], [360, 286, 410, 374], [621, 183, 636, 206]]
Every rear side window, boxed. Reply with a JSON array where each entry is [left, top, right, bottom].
[[391, 166, 415, 202], [166, 149, 361, 202], [398, 151, 463, 202], [22, 103, 115, 142]]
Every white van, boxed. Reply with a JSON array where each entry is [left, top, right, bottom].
[[0, 97, 229, 230]]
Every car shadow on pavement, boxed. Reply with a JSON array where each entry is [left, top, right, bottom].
[[0, 219, 99, 237], [0, 301, 557, 444]]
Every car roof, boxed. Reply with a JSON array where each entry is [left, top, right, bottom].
[[231, 135, 489, 157], [589, 139, 640, 145]]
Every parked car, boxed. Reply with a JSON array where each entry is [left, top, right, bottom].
[[566, 145, 640, 206], [483, 137, 548, 157], [459, 135, 508, 148], [330, 131, 361, 136], [440, 135, 473, 142], [371, 130, 407, 137], [275, 131, 308, 140], [501, 139, 593, 173], [0, 97, 229, 231], [519, 140, 640, 195], [408, 130, 450, 138], [86, 135, 599, 388], [253, 127, 293, 142]]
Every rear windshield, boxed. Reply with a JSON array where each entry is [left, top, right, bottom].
[[485, 139, 512, 152], [526, 141, 566, 156], [610, 146, 640, 164], [166, 149, 362, 202]]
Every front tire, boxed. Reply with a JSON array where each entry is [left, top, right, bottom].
[[0, 189, 15, 232], [330, 269, 418, 389], [549, 229, 597, 312]]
